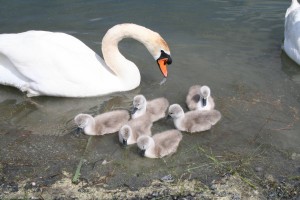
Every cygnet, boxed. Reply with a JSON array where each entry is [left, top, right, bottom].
[[131, 94, 169, 122], [118, 115, 153, 146], [137, 129, 182, 158], [186, 85, 215, 111], [168, 104, 221, 133], [74, 110, 130, 136]]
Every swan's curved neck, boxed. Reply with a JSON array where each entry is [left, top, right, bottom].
[[286, 0, 300, 18], [101, 24, 160, 90], [292, 0, 299, 5]]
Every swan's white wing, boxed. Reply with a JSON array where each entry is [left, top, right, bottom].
[[284, 7, 300, 66], [0, 31, 120, 97]]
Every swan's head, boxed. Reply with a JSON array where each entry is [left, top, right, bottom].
[[168, 104, 184, 119], [102, 23, 172, 78], [156, 50, 172, 78], [118, 125, 132, 146], [131, 95, 147, 115], [147, 32, 172, 78], [200, 85, 211, 107], [137, 135, 155, 157]]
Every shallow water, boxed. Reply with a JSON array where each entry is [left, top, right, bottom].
[[0, 0, 300, 192]]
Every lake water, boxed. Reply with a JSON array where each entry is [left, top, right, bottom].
[[0, 0, 299, 195]]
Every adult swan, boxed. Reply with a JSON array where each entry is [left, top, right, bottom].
[[283, 0, 300, 65], [0, 23, 172, 97]]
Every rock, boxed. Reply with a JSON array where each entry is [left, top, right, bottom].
[[152, 191, 158, 197], [210, 184, 217, 190], [232, 193, 241, 200], [265, 174, 276, 183], [160, 174, 174, 183], [291, 153, 300, 160], [254, 166, 263, 172]]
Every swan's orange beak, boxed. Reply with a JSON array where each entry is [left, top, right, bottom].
[[157, 50, 172, 78], [157, 58, 168, 78]]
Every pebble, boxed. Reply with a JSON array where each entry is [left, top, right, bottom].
[[152, 191, 158, 197], [160, 174, 174, 183], [210, 184, 217, 190], [291, 153, 300, 160], [232, 194, 241, 200], [254, 166, 263, 172]]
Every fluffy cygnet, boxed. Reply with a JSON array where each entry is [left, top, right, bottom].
[[137, 129, 182, 158], [131, 94, 169, 122], [74, 110, 130, 135], [118, 115, 153, 146], [168, 104, 221, 133], [186, 85, 215, 111]]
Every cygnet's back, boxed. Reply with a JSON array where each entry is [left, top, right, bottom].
[[186, 85, 215, 111], [137, 129, 182, 158], [132, 94, 169, 122], [119, 114, 152, 145], [168, 104, 221, 133], [94, 110, 130, 135], [183, 110, 221, 133], [74, 110, 130, 136]]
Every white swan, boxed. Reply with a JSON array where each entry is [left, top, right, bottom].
[[0, 23, 172, 97], [283, 0, 300, 65]]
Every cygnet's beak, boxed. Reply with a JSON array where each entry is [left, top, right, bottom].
[[76, 127, 83, 135], [156, 50, 172, 78], [166, 114, 172, 120], [139, 149, 146, 157], [122, 139, 127, 146], [201, 97, 207, 107], [131, 107, 138, 115]]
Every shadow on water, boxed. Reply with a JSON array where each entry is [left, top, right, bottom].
[[281, 50, 300, 85]]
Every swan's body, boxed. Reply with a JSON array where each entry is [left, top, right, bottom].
[[137, 129, 182, 158], [131, 95, 169, 122], [74, 110, 130, 135], [168, 104, 221, 133], [118, 115, 153, 146], [186, 85, 215, 111], [0, 23, 172, 97], [283, 0, 300, 65]]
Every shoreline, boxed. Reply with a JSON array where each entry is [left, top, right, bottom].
[[1, 171, 299, 199]]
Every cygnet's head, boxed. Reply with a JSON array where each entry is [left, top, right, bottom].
[[200, 86, 211, 107], [74, 114, 92, 128], [74, 114, 92, 134], [200, 86, 211, 98], [118, 125, 132, 146], [168, 104, 184, 119], [137, 135, 155, 157], [132, 95, 147, 114]]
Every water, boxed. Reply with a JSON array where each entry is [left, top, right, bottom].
[[0, 0, 299, 192]]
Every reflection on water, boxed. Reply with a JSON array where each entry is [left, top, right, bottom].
[[281, 51, 300, 85], [0, 0, 300, 192]]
